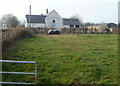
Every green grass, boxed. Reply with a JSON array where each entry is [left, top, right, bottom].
[[3, 34, 118, 84]]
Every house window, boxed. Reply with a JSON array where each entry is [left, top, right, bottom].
[[52, 20, 55, 23], [70, 25, 74, 28], [76, 25, 79, 28]]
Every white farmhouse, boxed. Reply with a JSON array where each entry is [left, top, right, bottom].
[[25, 10, 81, 29]]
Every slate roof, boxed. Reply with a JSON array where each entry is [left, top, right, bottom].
[[63, 18, 80, 25], [26, 15, 81, 25], [107, 23, 117, 28], [26, 15, 46, 23]]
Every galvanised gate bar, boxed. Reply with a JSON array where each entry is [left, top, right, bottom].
[[0, 60, 37, 85]]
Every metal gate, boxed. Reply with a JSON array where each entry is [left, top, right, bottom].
[[0, 60, 37, 85]]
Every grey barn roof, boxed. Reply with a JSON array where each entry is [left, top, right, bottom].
[[63, 18, 80, 25], [26, 15, 81, 25], [26, 15, 46, 23], [107, 23, 117, 28]]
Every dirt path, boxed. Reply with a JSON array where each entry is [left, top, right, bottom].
[[49, 35, 63, 37]]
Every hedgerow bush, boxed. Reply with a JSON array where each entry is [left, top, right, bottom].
[[2, 27, 35, 52]]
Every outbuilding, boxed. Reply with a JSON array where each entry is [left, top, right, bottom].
[[26, 10, 81, 29]]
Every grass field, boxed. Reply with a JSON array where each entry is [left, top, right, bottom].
[[3, 34, 118, 84]]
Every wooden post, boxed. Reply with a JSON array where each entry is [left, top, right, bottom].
[[29, 5, 31, 28]]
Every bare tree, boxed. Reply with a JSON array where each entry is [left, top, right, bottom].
[[70, 14, 83, 25], [1, 14, 19, 28]]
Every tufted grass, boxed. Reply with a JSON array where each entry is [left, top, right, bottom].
[[3, 34, 118, 84]]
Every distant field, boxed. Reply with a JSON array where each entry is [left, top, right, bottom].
[[3, 34, 118, 84]]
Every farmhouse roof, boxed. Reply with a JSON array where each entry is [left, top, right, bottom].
[[26, 14, 81, 25], [107, 23, 117, 28], [26, 15, 46, 23], [63, 18, 80, 25]]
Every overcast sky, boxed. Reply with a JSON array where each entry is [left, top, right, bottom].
[[0, 0, 119, 23]]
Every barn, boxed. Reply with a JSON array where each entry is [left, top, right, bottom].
[[25, 10, 81, 29]]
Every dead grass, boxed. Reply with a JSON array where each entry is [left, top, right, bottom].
[[2, 27, 35, 52]]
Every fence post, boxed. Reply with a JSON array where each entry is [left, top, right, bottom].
[[0, 29, 2, 86], [35, 62, 37, 84]]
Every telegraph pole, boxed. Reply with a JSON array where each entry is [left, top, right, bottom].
[[29, 5, 31, 28]]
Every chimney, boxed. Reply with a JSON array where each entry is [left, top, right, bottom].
[[46, 9, 48, 14]]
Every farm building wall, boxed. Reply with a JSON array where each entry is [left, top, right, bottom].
[[26, 23, 45, 28], [63, 25, 70, 28], [45, 10, 64, 29]]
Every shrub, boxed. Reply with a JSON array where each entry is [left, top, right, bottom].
[[2, 27, 35, 52]]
